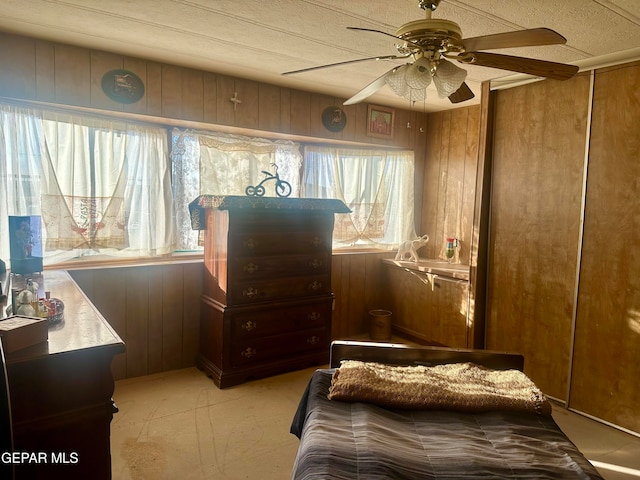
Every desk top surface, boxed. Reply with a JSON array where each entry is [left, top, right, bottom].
[[1, 269, 125, 363]]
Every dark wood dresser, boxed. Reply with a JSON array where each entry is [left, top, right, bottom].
[[1, 270, 125, 479], [189, 195, 349, 388]]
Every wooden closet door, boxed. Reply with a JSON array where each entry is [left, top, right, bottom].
[[485, 75, 590, 399], [569, 62, 640, 433]]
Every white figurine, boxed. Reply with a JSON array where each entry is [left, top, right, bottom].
[[395, 234, 430, 262], [15, 289, 36, 316], [27, 279, 39, 296]]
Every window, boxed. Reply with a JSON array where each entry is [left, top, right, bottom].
[[302, 146, 416, 248], [172, 132, 416, 251], [0, 104, 175, 267], [0, 105, 416, 268], [171, 129, 302, 251]]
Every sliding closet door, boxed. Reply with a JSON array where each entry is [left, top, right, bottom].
[[570, 62, 640, 433], [485, 75, 591, 399]]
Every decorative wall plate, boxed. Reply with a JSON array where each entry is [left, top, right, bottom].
[[101, 69, 145, 104], [322, 106, 347, 132]]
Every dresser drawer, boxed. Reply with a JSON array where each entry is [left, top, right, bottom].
[[229, 274, 331, 304], [231, 327, 329, 367], [230, 231, 331, 256], [231, 209, 335, 232], [230, 301, 331, 340], [230, 253, 330, 280]]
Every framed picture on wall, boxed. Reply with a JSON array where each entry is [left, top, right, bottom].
[[366, 105, 394, 139]]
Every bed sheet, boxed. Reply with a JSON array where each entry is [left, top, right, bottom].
[[291, 369, 603, 480]]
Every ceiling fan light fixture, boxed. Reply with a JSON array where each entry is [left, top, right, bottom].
[[404, 57, 432, 89], [385, 65, 409, 96], [432, 58, 467, 98], [385, 63, 430, 102]]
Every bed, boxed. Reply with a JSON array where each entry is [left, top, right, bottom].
[[290, 340, 603, 479]]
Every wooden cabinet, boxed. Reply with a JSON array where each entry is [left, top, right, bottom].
[[2, 270, 125, 480], [190, 195, 349, 388]]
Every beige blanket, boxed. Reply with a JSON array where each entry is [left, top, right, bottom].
[[328, 360, 552, 415]]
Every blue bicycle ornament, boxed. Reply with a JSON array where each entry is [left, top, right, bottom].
[[245, 164, 292, 197]]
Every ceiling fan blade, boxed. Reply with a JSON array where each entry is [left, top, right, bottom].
[[462, 28, 567, 52], [347, 27, 423, 49], [457, 52, 578, 80], [448, 82, 475, 104], [343, 66, 404, 105], [347, 26, 403, 41], [282, 54, 408, 75]]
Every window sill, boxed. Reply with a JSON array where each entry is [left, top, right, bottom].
[[382, 258, 470, 283], [41, 247, 394, 272], [331, 247, 395, 256], [44, 252, 204, 271]]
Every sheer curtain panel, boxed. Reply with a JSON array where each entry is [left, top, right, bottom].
[[171, 129, 302, 251], [302, 146, 416, 248], [0, 104, 176, 266]]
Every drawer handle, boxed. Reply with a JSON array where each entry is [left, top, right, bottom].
[[241, 347, 257, 358], [309, 258, 323, 269], [307, 311, 321, 321], [307, 336, 320, 345], [244, 238, 257, 249], [308, 281, 322, 291], [311, 237, 323, 247], [243, 262, 259, 274], [242, 320, 257, 331], [243, 287, 259, 298]]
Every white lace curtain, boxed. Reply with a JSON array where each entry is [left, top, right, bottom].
[[171, 129, 303, 250], [0, 104, 176, 265], [302, 146, 416, 247]]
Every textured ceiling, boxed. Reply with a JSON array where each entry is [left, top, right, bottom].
[[1, 0, 640, 112]]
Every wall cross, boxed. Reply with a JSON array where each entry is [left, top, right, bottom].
[[230, 92, 242, 111]]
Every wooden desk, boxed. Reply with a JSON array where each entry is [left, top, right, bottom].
[[1, 270, 125, 479]]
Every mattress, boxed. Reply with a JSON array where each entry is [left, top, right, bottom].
[[290, 369, 603, 480]]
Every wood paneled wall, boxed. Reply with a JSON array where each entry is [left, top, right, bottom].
[[570, 62, 640, 431], [331, 251, 395, 339], [421, 106, 480, 263], [381, 266, 469, 348], [392, 105, 481, 349], [486, 75, 591, 399], [485, 62, 640, 433], [0, 32, 426, 152], [0, 32, 430, 371], [0, 32, 482, 384], [68, 252, 392, 380], [69, 264, 203, 381]]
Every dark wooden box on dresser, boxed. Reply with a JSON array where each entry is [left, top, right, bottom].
[[189, 195, 350, 388]]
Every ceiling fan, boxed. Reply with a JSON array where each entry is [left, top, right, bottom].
[[282, 0, 579, 106]]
